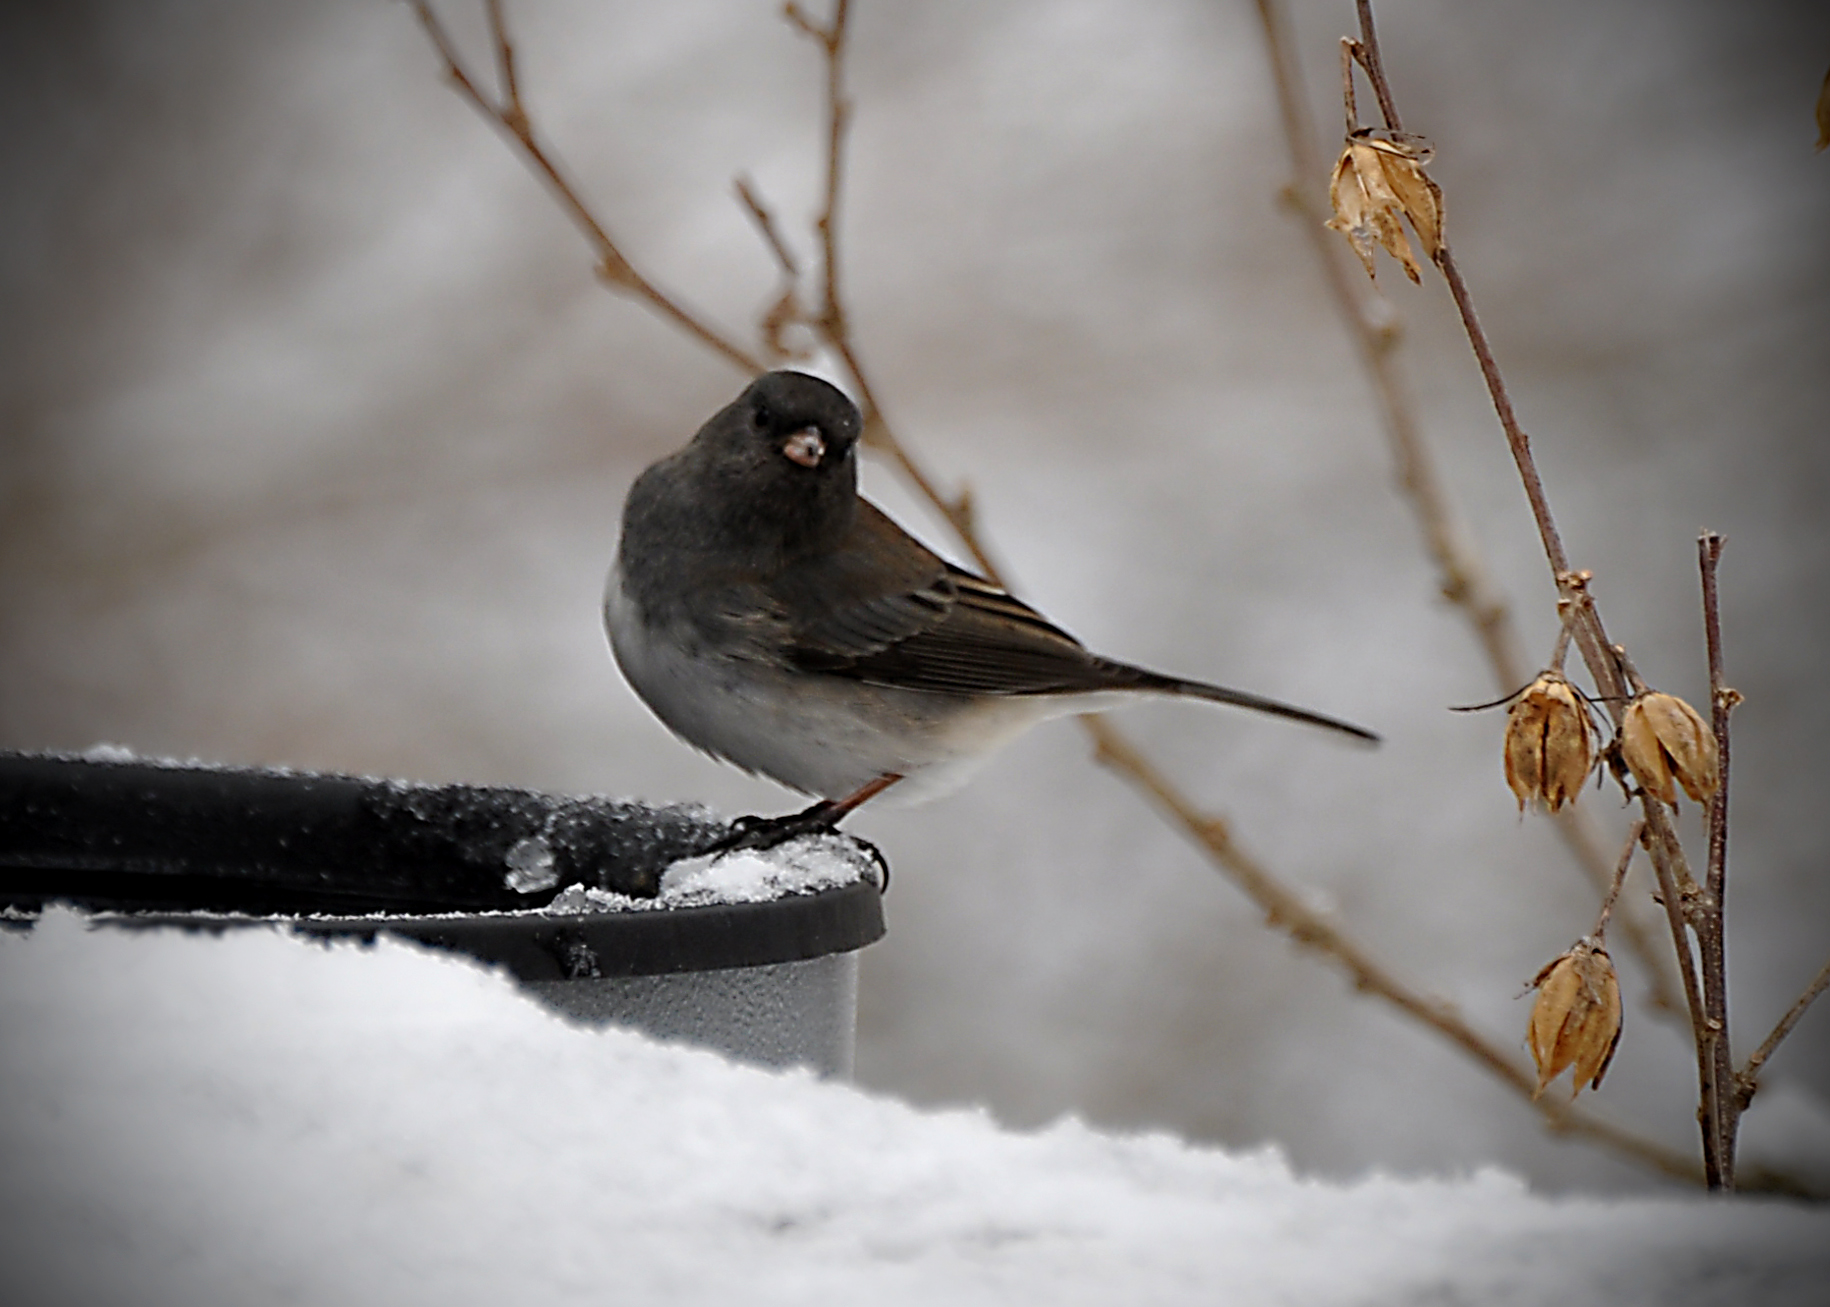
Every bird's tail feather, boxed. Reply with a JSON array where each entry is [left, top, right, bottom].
[[1096, 660, 1380, 744]]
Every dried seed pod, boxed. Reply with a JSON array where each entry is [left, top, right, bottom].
[[1325, 131, 1444, 283], [1503, 672, 1594, 813], [1527, 939, 1622, 1100], [1620, 691, 1720, 805]]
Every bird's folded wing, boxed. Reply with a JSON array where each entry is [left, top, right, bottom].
[[776, 501, 1114, 696]]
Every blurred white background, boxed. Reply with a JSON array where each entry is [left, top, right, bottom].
[[2, 0, 1826, 1192]]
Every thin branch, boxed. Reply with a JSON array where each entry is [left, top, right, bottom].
[[787, 0, 1003, 580], [1339, 40, 1359, 136], [782, 1, 829, 43], [1699, 531, 1737, 912], [1557, 817, 1678, 1015], [1085, 718, 1707, 1185], [1347, 0, 1734, 1188], [1639, 784, 1729, 1190], [1697, 531, 1740, 1185], [1350, 0, 1403, 133], [1739, 958, 1830, 1102], [734, 177, 813, 363], [1346, 4, 1578, 588], [483, 0, 523, 128], [735, 176, 802, 279], [1592, 821, 1644, 939], [1440, 271, 1575, 578], [1250, 0, 1680, 1017], [410, 0, 763, 376]]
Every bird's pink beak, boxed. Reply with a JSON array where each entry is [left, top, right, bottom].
[[782, 427, 825, 468]]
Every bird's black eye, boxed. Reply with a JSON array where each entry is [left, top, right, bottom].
[[752, 403, 772, 431]]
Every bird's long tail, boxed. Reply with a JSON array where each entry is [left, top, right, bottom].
[[1094, 659, 1380, 744]]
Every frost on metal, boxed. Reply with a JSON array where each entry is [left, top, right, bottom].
[[0, 750, 851, 910]]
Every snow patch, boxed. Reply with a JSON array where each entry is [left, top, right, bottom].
[[544, 833, 878, 913], [0, 907, 1824, 1307]]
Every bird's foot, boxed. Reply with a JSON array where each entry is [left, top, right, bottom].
[[707, 800, 843, 856], [703, 799, 889, 890]]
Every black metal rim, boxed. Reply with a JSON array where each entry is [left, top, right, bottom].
[[2, 752, 885, 978]]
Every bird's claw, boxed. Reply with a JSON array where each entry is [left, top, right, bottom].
[[705, 809, 832, 856], [702, 808, 889, 892]]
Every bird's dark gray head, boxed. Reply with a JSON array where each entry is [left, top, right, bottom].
[[625, 371, 865, 574], [701, 370, 862, 472]]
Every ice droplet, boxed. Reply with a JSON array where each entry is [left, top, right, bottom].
[[504, 835, 559, 893]]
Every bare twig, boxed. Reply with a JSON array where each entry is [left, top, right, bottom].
[[1639, 784, 1723, 1185], [1085, 719, 1707, 1185], [1739, 958, 1830, 1104], [1351, 1, 1403, 133], [1338, 40, 1359, 136], [1699, 531, 1737, 906], [1345, 0, 1737, 1188], [733, 177, 813, 362], [786, 0, 1002, 580], [1251, 0, 1679, 1017], [410, 0, 762, 375], [1592, 821, 1645, 938], [735, 177, 802, 279], [1696, 531, 1740, 1185], [483, 0, 522, 127]]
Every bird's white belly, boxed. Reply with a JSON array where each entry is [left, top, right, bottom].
[[605, 568, 1085, 803]]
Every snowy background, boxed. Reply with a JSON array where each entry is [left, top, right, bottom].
[[2, 0, 1828, 1228]]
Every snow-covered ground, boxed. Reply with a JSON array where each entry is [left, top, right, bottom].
[[2, 910, 1823, 1307]]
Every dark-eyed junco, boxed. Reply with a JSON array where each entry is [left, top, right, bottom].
[[606, 370, 1375, 850]]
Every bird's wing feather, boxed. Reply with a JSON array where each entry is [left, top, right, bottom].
[[774, 501, 1119, 696], [769, 501, 956, 658]]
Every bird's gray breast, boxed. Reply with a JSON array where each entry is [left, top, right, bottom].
[[604, 559, 1058, 801]]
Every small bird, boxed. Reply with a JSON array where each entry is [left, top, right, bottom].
[[606, 371, 1375, 851]]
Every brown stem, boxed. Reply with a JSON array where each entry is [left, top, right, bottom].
[[1339, 40, 1359, 135], [1085, 718, 1706, 1186], [1739, 958, 1830, 1105], [1556, 809, 1680, 1015], [1351, 0, 1403, 133], [410, 0, 763, 376], [1350, 0, 1730, 1187], [735, 177, 803, 279], [1699, 532, 1735, 904], [1592, 821, 1644, 939], [1696, 531, 1739, 1187], [483, 0, 522, 123], [788, 0, 1004, 582], [1437, 259, 1574, 579]]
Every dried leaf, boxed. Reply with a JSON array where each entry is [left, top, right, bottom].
[[1619, 698, 1674, 804], [1370, 142, 1443, 263], [1621, 691, 1719, 806], [1325, 131, 1443, 282], [1528, 940, 1622, 1100], [1502, 672, 1593, 813]]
